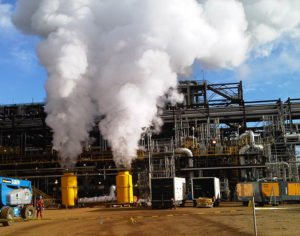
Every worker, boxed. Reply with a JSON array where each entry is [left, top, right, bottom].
[[171, 198, 176, 210], [36, 196, 45, 219]]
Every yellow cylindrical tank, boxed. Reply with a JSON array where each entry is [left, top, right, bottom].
[[116, 171, 133, 204], [61, 173, 78, 207]]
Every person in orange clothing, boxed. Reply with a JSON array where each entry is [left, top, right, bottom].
[[36, 196, 45, 219]]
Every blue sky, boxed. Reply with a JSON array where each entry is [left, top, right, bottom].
[[0, 0, 300, 104], [0, 0, 47, 104]]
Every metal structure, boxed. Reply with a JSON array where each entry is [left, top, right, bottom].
[[0, 80, 300, 200]]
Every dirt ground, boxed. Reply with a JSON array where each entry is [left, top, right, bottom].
[[1, 202, 300, 236]]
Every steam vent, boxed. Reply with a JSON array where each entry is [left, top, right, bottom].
[[1, 0, 300, 235]]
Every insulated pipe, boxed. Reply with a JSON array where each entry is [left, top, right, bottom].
[[239, 131, 264, 180], [78, 185, 116, 204], [239, 145, 250, 179], [248, 131, 255, 145], [284, 133, 300, 139], [239, 132, 249, 143], [175, 148, 193, 179], [109, 185, 116, 198], [239, 130, 255, 146], [175, 148, 193, 157], [239, 145, 250, 165], [239, 131, 264, 151], [248, 131, 264, 151]]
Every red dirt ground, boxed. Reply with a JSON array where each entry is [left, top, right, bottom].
[[1, 202, 300, 236]]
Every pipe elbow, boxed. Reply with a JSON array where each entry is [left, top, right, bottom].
[[175, 148, 193, 157]]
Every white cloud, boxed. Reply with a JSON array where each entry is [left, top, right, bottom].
[[252, 24, 278, 44], [252, 43, 274, 58], [0, 1, 40, 72], [237, 64, 251, 79], [277, 81, 290, 88], [242, 0, 300, 57], [0, 1, 13, 29], [276, 52, 300, 73], [290, 25, 300, 39], [10, 46, 37, 71]]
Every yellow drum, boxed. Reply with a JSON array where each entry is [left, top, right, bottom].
[[61, 173, 78, 207], [116, 171, 133, 204]]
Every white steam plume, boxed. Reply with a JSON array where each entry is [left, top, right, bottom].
[[12, 0, 298, 167], [243, 0, 300, 43]]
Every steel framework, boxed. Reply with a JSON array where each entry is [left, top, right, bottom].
[[0, 80, 300, 199]]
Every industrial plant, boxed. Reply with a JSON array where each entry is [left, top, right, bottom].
[[1, 0, 300, 235], [1, 80, 300, 211]]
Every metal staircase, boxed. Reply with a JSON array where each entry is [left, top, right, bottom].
[[32, 187, 58, 208]]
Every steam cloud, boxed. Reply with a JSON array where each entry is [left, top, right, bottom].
[[12, 0, 300, 167]]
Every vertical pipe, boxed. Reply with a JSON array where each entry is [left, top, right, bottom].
[[148, 131, 152, 200], [252, 195, 258, 236], [192, 127, 195, 148]]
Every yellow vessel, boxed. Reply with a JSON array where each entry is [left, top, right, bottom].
[[116, 171, 133, 204], [61, 173, 78, 207]]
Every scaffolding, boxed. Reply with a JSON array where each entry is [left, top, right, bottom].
[[1, 81, 300, 198]]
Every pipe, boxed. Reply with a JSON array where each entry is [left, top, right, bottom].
[[239, 145, 250, 166], [109, 185, 116, 197], [284, 133, 300, 139], [175, 148, 193, 157], [239, 131, 264, 153], [180, 165, 266, 171], [239, 132, 248, 143], [249, 131, 255, 145], [19, 172, 119, 179], [239, 145, 249, 179], [175, 148, 193, 177], [239, 145, 250, 155], [239, 130, 255, 146], [78, 185, 116, 204], [239, 131, 263, 180], [265, 162, 290, 171], [265, 162, 290, 181]]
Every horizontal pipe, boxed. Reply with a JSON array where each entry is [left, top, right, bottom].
[[14, 172, 120, 179], [180, 165, 266, 171], [1, 166, 127, 173]]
